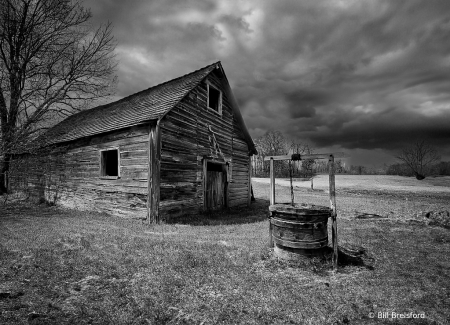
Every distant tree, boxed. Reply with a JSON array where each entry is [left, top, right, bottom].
[[350, 165, 366, 175], [396, 140, 440, 180], [313, 160, 328, 174], [434, 161, 450, 176], [301, 157, 315, 177], [253, 130, 288, 176], [386, 163, 414, 176], [0, 0, 117, 194], [251, 131, 317, 178], [258, 130, 287, 156], [334, 159, 345, 173]]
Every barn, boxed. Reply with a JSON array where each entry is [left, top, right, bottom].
[[11, 62, 257, 222]]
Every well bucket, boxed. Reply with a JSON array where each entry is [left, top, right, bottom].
[[269, 203, 331, 260]]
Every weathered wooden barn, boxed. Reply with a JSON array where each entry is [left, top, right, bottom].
[[14, 62, 256, 221]]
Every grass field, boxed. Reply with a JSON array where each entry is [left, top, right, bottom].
[[1, 175, 449, 324], [253, 175, 450, 194]]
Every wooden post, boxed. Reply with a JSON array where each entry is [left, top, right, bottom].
[[268, 213, 274, 248], [225, 162, 230, 209], [147, 121, 161, 224], [247, 155, 252, 206], [202, 159, 208, 211], [269, 157, 275, 248], [269, 158, 275, 206], [329, 155, 338, 271]]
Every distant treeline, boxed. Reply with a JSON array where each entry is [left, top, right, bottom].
[[386, 161, 450, 177], [252, 159, 450, 178], [251, 130, 450, 178]]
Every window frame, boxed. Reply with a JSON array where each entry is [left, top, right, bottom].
[[206, 81, 223, 115], [99, 147, 121, 179]]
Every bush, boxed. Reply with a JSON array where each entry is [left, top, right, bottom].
[[386, 163, 415, 176], [434, 161, 450, 176]]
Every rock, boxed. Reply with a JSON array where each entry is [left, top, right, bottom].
[[27, 311, 43, 320], [425, 210, 449, 219], [338, 244, 374, 269], [355, 213, 388, 219], [425, 210, 450, 229]]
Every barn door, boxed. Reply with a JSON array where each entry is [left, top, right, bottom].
[[204, 161, 227, 211]]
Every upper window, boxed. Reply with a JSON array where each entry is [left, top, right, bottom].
[[100, 149, 120, 178], [207, 83, 222, 115]]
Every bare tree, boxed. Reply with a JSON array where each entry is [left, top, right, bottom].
[[263, 130, 287, 175], [0, 0, 117, 193], [258, 130, 287, 156], [252, 130, 288, 176], [396, 140, 440, 180]]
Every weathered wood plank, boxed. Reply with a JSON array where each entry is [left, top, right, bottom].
[[148, 122, 161, 223], [160, 162, 198, 170], [121, 158, 148, 166], [263, 152, 348, 161], [120, 150, 148, 158], [95, 135, 148, 149]]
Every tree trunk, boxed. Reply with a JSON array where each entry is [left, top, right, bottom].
[[0, 154, 11, 194]]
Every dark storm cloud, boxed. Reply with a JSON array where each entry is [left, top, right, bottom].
[[284, 89, 329, 119], [82, 0, 450, 164]]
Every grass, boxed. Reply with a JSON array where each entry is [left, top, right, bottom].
[[1, 178, 450, 324]]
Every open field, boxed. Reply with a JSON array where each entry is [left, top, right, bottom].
[[1, 175, 450, 324], [253, 175, 450, 194], [253, 175, 450, 222]]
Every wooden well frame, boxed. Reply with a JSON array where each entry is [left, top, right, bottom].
[[264, 152, 346, 271]]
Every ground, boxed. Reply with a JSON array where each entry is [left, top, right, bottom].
[[0, 175, 449, 324]]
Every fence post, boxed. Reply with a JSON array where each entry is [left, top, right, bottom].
[[329, 155, 338, 271]]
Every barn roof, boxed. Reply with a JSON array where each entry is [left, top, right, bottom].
[[42, 62, 256, 154]]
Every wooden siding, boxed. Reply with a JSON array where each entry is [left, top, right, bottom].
[[11, 125, 150, 219], [229, 128, 251, 207], [159, 69, 251, 218]]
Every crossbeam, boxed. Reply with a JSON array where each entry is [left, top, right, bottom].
[[264, 152, 348, 161]]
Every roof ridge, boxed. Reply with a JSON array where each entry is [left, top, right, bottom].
[[95, 61, 220, 110]]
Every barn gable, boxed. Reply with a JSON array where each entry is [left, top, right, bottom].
[[158, 66, 254, 216]]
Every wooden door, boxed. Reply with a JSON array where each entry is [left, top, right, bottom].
[[205, 162, 226, 211]]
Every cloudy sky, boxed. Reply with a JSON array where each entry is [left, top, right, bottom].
[[83, 0, 450, 167]]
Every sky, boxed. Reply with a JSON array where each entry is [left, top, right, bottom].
[[82, 0, 450, 167]]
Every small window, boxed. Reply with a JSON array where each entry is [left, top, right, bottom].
[[100, 149, 119, 177], [207, 83, 222, 114]]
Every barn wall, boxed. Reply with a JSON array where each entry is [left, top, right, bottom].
[[159, 69, 251, 218], [229, 120, 251, 207], [11, 125, 150, 218]]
